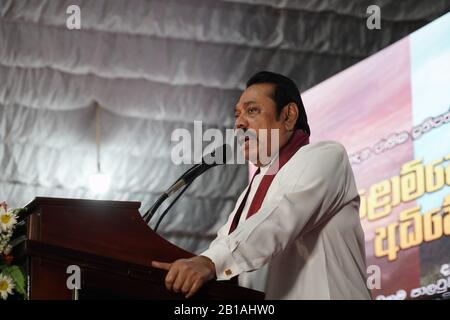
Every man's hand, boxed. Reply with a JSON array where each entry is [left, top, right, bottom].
[[151, 255, 216, 298]]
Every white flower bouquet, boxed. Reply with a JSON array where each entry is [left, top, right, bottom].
[[0, 202, 26, 300]]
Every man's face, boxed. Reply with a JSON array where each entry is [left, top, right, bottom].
[[234, 83, 291, 166]]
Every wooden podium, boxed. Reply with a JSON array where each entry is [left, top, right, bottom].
[[18, 197, 264, 300]]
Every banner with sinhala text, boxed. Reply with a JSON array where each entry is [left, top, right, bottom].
[[303, 12, 450, 300]]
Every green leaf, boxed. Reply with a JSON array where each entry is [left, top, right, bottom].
[[9, 234, 27, 248], [2, 265, 26, 297], [12, 208, 26, 216]]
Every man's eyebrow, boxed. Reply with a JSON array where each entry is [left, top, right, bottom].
[[235, 101, 257, 111]]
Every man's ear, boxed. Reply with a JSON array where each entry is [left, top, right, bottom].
[[283, 103, 299, 131]]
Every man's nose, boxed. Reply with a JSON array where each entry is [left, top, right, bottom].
[[235, 114, 248, 130]]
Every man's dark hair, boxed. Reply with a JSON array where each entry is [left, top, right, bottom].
[[246, 71, 310, 135]]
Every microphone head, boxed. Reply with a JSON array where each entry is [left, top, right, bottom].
[[202, 143, 232, 167], [178, 144, 233, 186]]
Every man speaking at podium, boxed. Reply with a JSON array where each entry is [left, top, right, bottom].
[[152, 71, 371, 300]]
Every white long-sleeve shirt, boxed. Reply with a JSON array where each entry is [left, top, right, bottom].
[[201, 141, 371, 300]]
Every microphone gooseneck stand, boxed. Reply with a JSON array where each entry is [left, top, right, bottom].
[[153, 178, 195, 232], [142, 163, 201, 224], [142, 144, 230, 231]]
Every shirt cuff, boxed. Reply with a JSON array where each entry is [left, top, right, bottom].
[[201, 241, 243, 281]]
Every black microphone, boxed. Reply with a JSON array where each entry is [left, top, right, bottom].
[[165, 143, 231, 196], [143, 143, 231, 224]]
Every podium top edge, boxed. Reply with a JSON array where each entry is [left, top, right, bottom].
[[25, 197, 142, 210]]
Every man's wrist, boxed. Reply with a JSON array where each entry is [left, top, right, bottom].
[[198, 255, 216, 278]]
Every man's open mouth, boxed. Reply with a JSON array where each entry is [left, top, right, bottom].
[[238, 135, 252, 146], [236, 131, 257, 146]]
